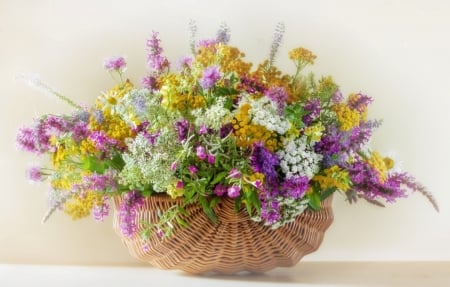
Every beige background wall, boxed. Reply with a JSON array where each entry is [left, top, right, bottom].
[[1, 0, 449, 265]]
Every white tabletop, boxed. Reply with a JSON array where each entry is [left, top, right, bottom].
[[1, 262, 449, 287]]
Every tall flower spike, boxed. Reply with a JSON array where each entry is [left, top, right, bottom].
[[269, 22, 285, 67], [216, 22, 231, 44], [188, 19, 198, 54], [18, 74, 83, 110]]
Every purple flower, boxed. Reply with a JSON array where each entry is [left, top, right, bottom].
[[177, 56, 193, 70], [227, 185, 241, 198], [264, 87, 288, 113], [16, 126, 38, 153], [213, 184, 227, 196], [196, 145, 207, 160], [219, 123, 233, 138], [88, 131, 116, 152], [281, 176, 309, 199], [240, 76, 266, 94], [188, 165, 198, 174], [176, 180, 184, 189], [207, 154, 216, 164], [198, 124, 208, 135], [332, 89, 344, 103], [92, 196, 110, 222], [146, 31, 169, 74], [260, 199, 281, 225], [119, 191, 144, 237], [199, 66, 221, 90], [26, 165, 43, 182], [348, 93, 373, 112], [72, 121, 89, 142], [197, 39, 217, 49], [103, 56, 126, 71], [216, 23, 230, 44], [141, 75, 158, 90], [302, 98, 321, 125], [170, 161, 178, 171], [250, 142, 280, 182], [174, 119, 190, 142], [83, 172, 116, 192], [228, 168, 241, 179], [92, 109, 104, 124]]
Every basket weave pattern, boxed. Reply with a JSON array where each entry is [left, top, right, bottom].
[[113, 195, 333, 274]]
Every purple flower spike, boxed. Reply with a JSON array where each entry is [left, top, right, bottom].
[[199, 66, 221, 90], [103, 56, 126, 71]]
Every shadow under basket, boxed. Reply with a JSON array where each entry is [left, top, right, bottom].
[[112, 194, 333, 274]]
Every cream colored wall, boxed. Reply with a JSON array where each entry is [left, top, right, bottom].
[[1, 0, 449, 265]]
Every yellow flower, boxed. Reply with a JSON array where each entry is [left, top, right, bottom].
[[304, 123, 325, 142], [166, 180, 184, 199], [333, 103, 361, 131], [312, 165, 350, 192], [64, 191, 102, 220], [367, 151, 389, 183], [289, 47, 317, 65]]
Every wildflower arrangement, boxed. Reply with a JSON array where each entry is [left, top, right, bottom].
[[17, 23, 437, 240]]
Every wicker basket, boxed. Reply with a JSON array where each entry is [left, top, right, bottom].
[[112, 194, 333, 274]]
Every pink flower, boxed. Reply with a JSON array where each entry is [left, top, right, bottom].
[[170, 161, 177, 171], [228, 168, 241, 179], [103, 56, 126, 71], [188, 165, 198, 174], [176, 180, 184, 189], [196, 146, 207, 160], [227, 185, 241, 198], [214, 184, 227, 196], [198, 124, 208, 135], [207, 154, 216, 164]]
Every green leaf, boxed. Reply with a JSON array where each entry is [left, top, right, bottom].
[[320, 188, 335, 201], [308, 192, 322, 210], [210, 171, 228, 185], [198, 196, 218, 224], [176, 217, 189, 228]]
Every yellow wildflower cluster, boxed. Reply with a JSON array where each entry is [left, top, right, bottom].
[[166, 180, 184, 199], [232, 103, 279, 151], [348, 93, 368, 120], [304, 123, 325, 142], [195, 44, 252, 76], [333, 103, 361, 131], [64, 191, 103, 220], [312, 165, 350, 192], [367, 152, 391, 183], [252, 61, 291, 92], [95, 80, 133, 112], [289, 47, 317, 65]]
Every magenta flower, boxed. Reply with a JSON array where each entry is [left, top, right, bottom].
[[103, 56, 126, 71], [176, 180, 184, 189], [196, 145, 207, 160], [170, 161, 178, 171], [199, 66, 221, 89], [141, 75, 157, 90], [26, 165, 43, 182], [207, 154, 216, 164], [228, 168, 241, 179], [227, 185, 241, 198], [198, 124, 208, 135], [214, 184, 227, 196], [146, 31, 169, 73], [188, 165, 198, 174], [92, 196, 110, 222]]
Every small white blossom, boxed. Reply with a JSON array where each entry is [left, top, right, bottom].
[[277, 136, 323, 179]]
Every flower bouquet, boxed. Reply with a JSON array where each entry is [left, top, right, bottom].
[[17, 23, 437, 273]]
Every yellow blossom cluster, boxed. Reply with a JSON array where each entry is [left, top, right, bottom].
[[195, 44, 252, 76], [232, 103, 278, 151], [333, 103, 361, 131], [64, 191, 103, 220], [312, 165, 350, 192], [367, 152, 391, 183], [289, 47, 317, 65]]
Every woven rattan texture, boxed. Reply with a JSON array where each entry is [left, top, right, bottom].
[[113, 195, 333, 274]]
